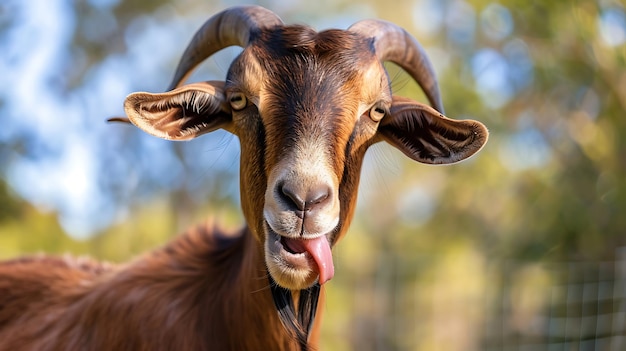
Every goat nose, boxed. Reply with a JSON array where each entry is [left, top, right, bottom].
[[280, 182, 331, 213]]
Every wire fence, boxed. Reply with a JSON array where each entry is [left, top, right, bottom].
[[483, 248, 626, 351], [333, 246, 626, 351]]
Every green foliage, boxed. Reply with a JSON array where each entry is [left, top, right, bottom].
[[0, 181, 22, 223]]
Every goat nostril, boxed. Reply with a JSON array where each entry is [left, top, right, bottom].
[[305, 187, 329, 211], [280, 183, 306, 211]]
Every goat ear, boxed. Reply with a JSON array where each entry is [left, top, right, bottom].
[[379, 96, 488, 164], [124, 81, 232, 141]]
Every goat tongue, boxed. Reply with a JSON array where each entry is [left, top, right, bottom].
[[284, 235, 334, 284], [302, 235, 334, 284]]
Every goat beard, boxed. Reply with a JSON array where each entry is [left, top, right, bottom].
[[269, 275, 321, 351]]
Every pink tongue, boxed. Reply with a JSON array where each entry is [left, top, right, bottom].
[[289, 236, 334, 284]]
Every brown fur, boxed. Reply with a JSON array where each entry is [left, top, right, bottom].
[[0, 224, 302, 350]]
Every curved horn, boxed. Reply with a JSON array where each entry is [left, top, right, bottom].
[[167, 6, 283, 90], [349, 20, 444, 113]]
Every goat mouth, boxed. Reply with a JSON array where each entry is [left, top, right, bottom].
[[265, 225, 335, 287]]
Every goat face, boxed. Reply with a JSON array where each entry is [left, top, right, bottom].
[[233, 28, 393, 290], [122, 6, 488, 291]]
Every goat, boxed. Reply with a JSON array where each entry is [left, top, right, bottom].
[[0, 5, 488, 350]]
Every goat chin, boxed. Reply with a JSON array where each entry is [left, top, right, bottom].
[[265, 226, 335, 290], [265, 236, 319, 290]]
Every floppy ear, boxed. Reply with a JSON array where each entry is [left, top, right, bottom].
[[378, 96, 488, 164], [124, 81, 232, 141]]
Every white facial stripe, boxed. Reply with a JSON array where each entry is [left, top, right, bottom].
[[263, 130, 341, 238]]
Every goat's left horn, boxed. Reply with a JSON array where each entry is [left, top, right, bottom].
[[167, 6, 283, 90], [349, 20, 443, 113]]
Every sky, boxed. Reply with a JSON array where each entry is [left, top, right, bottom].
[[1, 0, 204, 237]]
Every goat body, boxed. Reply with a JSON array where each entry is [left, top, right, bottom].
[[0, 5, 488, 350], [0, 224, 300, 350]]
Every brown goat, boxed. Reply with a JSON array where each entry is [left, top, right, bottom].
[[0, 6, 488, 350]]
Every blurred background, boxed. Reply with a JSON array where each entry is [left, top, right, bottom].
[[1, 0, 625, 349]]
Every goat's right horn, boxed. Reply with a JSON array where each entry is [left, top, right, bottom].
[[349, 20, 444, 113], [167, 6, 283, 91]]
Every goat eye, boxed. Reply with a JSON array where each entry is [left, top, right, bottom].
[[369, 105, 385, 121], [229, 93, 247, 111]]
